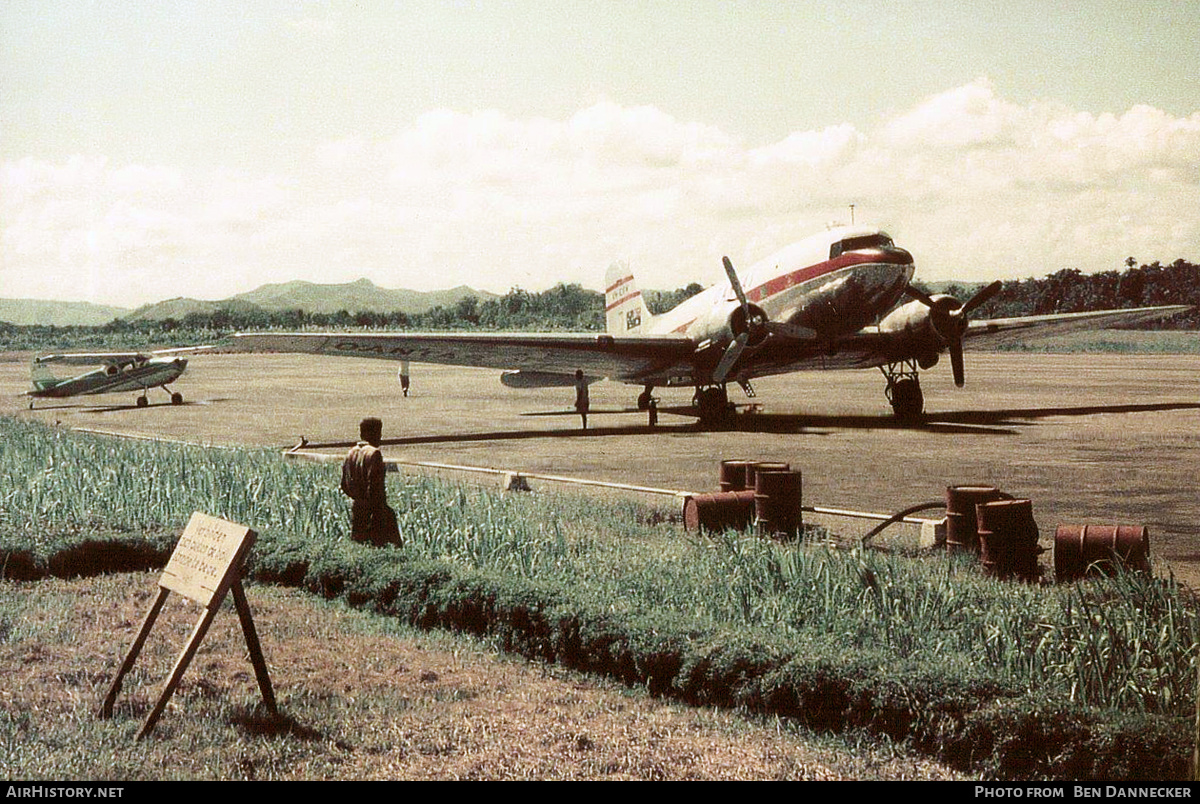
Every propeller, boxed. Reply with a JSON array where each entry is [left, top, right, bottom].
[[903, 280, 1002, 387], [712, 256, 815, 383]]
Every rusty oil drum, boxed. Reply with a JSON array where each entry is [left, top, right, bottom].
[[945, 485, 1005, 553], [1054, 524, 1151, 581], [753, 469, 803, 540], [744, 461, 790, 492], [718, 460, 753, 492], [975, 498, 1042, 581], [683, 490, 756, 533]]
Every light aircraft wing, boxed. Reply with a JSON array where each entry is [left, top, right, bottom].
[[33, 352, 149, 367], [32, 345, 215, 367], [231, 331, 697, 382], [962, 305, 1191, 347]]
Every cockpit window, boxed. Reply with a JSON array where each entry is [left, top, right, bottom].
[[830, 233, 894, 259]]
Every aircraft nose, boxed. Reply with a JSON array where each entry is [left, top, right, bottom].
[[175, 358, 188, 368]]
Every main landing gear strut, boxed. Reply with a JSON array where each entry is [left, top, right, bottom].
[[881, 359, 924, 420]]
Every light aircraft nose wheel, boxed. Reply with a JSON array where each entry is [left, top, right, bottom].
[[136, 396, 148, 408], [171, 392, 183, 405]]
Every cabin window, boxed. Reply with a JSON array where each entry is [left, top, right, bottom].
[[830, 233, 894, 259]]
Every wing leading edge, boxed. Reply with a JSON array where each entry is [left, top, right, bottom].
[[962, 304, 1191, 347], [234, 304, 1190, 387], [231, 331, 697, 383]]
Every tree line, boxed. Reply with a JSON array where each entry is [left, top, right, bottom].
[[1, 259, 1195, 352], [916, 258, 1200, 328]]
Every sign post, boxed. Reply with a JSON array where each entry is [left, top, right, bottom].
[[98, 511, 276, 739]]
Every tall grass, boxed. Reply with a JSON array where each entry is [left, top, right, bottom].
[[1, 416, 1195, 717]]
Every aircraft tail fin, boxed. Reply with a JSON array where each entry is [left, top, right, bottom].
[[30, 359, 59, 392], [604, 262, 654, 335]]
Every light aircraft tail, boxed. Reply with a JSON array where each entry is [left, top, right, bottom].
[[30, 359, 59, 392], [604, 262, 654, 335]]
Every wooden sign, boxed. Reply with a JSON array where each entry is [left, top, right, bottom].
[[99, 512, 276, 739], [161, 512, 256, 607]]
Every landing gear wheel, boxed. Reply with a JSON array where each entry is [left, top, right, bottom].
[[889, 378, 924, 421], [170, 392, 183, 405], [693, 385, 732, 427], [136, 396, 148, 408]]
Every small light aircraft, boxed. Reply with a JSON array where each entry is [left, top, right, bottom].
[[24, 347, 211, 409], [231, 225, 1188, 423]]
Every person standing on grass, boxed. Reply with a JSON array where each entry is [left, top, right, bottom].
[[341, 417, 402, 547], [574, 370, 590, 430]]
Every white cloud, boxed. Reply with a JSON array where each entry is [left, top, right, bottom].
[[3, 85, 1198, 306]]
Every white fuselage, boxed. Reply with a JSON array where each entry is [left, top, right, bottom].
[[652, 226, 914, 344], [31, 357, 188, 398]]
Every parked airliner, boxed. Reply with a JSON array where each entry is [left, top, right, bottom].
[[232, 225, 1187, 422]]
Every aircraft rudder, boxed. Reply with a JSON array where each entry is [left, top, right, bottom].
[[604, 261, 653, 335], [29, 358, 59, 391]]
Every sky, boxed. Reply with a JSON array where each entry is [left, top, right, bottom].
[[2, 0, 1198, 308]]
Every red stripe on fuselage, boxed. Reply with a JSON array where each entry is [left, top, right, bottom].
[[744, 251, 909, 305]]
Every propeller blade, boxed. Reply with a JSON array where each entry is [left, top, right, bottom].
[[904, 285, 938, 308], [949, 341, 965, 387], [713, 333, 749, 383], [961, 280, 1002, 315], [722, 256, 749, 310]]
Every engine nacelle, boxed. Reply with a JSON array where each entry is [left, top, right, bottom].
[[500, 370, 593, 388], [878, 298, 949, 363]]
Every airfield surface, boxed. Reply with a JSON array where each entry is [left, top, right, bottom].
[[3, 351, 1198, 588]]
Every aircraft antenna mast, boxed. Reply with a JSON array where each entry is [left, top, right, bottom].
[[849, 204, 855, 225]]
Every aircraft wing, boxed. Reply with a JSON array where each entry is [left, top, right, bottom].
[[32, 345, 214, 367], [721, 303, 1193, 378], [33, 352, 149, 367], [231, 331, 698, 382], [962, 304, 1191, 347]]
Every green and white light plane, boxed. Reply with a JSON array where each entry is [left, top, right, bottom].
[[24, 347, 212, 409]]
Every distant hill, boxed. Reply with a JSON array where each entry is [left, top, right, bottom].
[[230, 279, 495, 315], [118, 279, 498, 322], [121, 297, 265, 323], [0, 299, 130, 326]]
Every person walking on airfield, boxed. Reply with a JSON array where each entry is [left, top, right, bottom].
[[341, 417, 402, 547], [574, 370, 589, 430]]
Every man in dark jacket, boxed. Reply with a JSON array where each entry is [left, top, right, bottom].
[[341, 417, 402, 546]]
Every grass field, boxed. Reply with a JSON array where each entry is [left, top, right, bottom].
[[1, 411, 1195, 779]]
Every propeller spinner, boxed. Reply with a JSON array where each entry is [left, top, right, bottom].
[[903, 280, 1002, 387]]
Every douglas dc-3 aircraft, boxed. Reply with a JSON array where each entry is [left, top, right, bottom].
[[24, 347, 210, 409], [231, 226, 1188, 423]]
